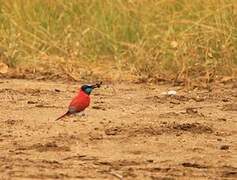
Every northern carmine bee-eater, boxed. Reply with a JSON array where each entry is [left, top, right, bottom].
[[55, 82, 102, 121]]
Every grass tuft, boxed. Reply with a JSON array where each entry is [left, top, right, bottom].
[[0, 0, 236, 85]]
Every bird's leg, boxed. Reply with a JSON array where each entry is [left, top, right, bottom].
[[72, 112, 86, 122], [81, 112, 86, 117], [75, 112, 87, 120]]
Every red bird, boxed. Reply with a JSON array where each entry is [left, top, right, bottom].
[[55, 82, 102, 121]]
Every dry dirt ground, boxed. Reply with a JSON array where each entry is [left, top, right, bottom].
[[0, 78, 237, 179]]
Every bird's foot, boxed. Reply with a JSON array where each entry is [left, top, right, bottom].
[[73, 112, 87, 122], [80, 113, 88, 120], [81, 112, 86, 117]]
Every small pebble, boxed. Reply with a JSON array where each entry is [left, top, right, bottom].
[[220, 145, 230, 150]]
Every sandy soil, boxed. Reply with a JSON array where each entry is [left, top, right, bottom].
[[0, 78, 236, 179]]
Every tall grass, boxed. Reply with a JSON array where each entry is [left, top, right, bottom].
[[0, 0, 236, 84]]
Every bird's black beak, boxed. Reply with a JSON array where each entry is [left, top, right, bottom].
[[91, 81, 102, 89]]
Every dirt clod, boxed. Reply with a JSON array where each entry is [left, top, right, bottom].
[[182, 162, 208, 169], [220, 145, 230, 150], [171, 122, 213, 134]]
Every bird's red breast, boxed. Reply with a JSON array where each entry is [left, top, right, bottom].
[[69, 90, 90, 112]]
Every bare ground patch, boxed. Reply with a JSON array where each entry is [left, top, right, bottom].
[[0, 79, 236, 179]]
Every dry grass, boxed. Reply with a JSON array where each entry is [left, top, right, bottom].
[[0, 0, 236, 85]]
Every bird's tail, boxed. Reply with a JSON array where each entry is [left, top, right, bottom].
[[55, 111, 70, 121]]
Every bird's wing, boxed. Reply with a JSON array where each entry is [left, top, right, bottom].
[[69, 95, 90, 113]]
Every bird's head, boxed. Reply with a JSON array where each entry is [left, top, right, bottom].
[[81, 82, 102, 95]]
